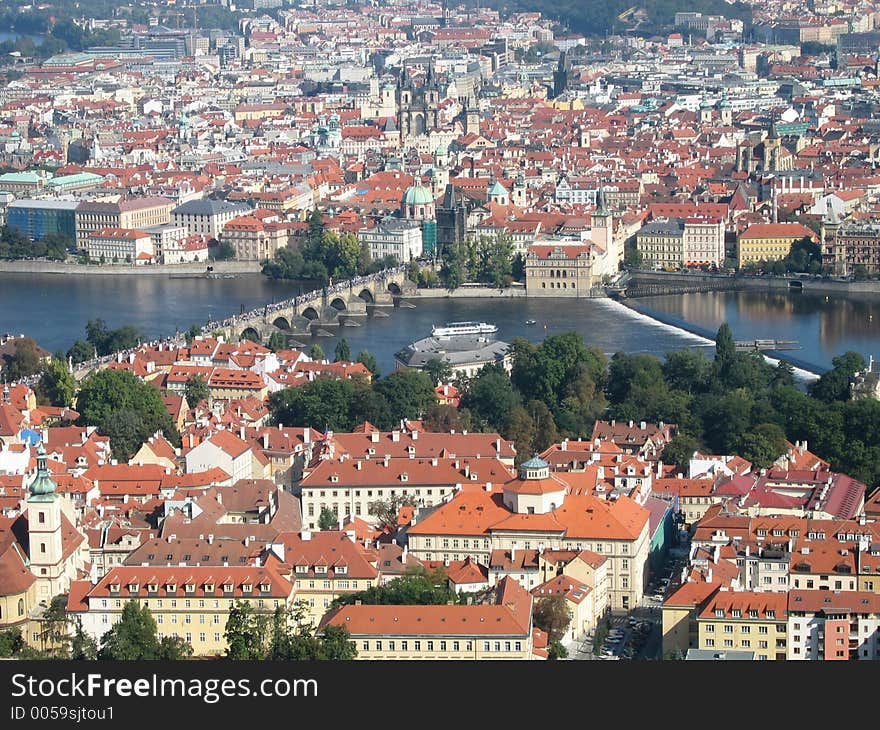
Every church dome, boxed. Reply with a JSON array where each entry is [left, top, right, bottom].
[[402, 185, 434, 206], [435, 142, 447, 156]]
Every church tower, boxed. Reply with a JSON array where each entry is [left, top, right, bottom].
[[26, 444, 65, 600], [821, 199, 845, 277], [591, 188, 614, 258], [431, 143, 449, 198], [512, 169, 527, 208]]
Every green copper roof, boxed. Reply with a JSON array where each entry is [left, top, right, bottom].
[[402, 185, 434, 205], [29, 444, 57, 501], [521, 455, 549, 469]]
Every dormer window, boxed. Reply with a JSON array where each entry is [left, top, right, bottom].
[[766, 610, 775, 619], [772, 530, 782, 537], [756, 529, 767, 537], [315, 565, 327, 574], [166, 583, 177, 593], [109, 583, 120, 593], [731, 609, 741, 618], [147, 583, 158, 593], [748, 610, 758, 618], [223, 583, 233, 593], [204, 583, 214, 593], [295, 564, 308, 574], [260, 583, 270, 593], [715, 608, 724, 617], [330, 475, 339, 483], [127, 583, 139, 594], [336, 565, 347, 575], [400, 473, 408, 482], [242, 583, 252, 593], [185, 583, 195, 594]]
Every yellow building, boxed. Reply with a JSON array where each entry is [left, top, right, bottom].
[[661, 582, 721, 658], [696, 591, 788, 660], [737, 222, 818, 267], [276, 530, 379, 626], [319, 577, 536, 659], [70, 565, 295, 657]]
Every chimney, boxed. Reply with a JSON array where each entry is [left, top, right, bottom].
[[411, 430, 418, 441], [262, 433, 269, 449], [484, 481, 492, 491], [391, 430, 400, 442], [628, 420, 633, 428], [510, 543, 516, 561], [383, 455, 390, 467], [189, 434, 194, 449], [207, 534, 213, 544], [303, 428, 311, 444], [707, 567, 713, 582], [640, 421, 646, 430], [402, 544, 408, 562], [239, 425, 245, 440], [301, 530, 312, 541]]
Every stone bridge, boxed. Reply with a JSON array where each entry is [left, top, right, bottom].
[[213, 267, 419, 343]]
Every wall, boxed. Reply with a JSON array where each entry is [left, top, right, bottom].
[[415, 284, 527, 298], [0, 260, 262, 276]]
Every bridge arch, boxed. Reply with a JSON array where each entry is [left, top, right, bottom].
[[301, 306, 319, 321], [358, 288, 374, 304], [330, 297, 347, 312], [240, 326, 262, 344], [387, 282, 402, 296], [272, 316, 291, 330]]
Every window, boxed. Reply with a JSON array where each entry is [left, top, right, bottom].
[[759, 626, 768, 634], [401, 641, 408, 651], [706, 624, 715, 633], [427, 641, 434, 651], [440, 641, 447, 651], [705, 639, 715, 647]]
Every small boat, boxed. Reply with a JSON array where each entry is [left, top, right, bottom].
[[525, 319, 537, 326]]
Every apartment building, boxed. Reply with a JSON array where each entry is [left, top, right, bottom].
[[737, 222, 817, 267], [788, 590, 880, 660], [171, 199, 252, 239], [319, 576, 535, 659], [69, 565, 295, 656], [696, 591, 788, 660], [75, 197, 173, 250]]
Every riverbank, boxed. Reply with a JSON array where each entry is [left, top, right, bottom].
[[629, 269, 880, 297], [414, 283, 527, 298], [0, 260, 262, 276]]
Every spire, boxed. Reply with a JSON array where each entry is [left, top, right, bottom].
[[594, 186, 611, 218], [29, 443, 58, 500], [824, 198, 840, 226]]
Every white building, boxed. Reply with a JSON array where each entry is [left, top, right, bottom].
[[359, 218, 424, 262]]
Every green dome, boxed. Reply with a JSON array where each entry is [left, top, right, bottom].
[[29, 444, 57, 501], [488, 180, 508, 196], [435, 142, 447, 156], [521, 455, 549, 469], [402, 185, 434, 206]]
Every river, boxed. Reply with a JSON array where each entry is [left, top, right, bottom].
[[1, 273, 878, 375]]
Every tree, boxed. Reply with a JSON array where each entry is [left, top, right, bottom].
[[158, 635, 194, 660], [714, 322, 736, 366], [184, 374, 210, 408], [501, 406, 537, 461], [332, 567, 458, 607], [356, 350, 380, 378], [661, 434, 701, 473], [548, 640, 569, 660], [225, 601, 269, 660], [211, 240, 236, 261], [98, 601, 172, 660], [460, 364, 521, 430], [319, 624, 358, 660], [36, 358, 76, 407], [0, 627, 24, 658], [318, 507, 339, 531], [368, 494, 418, 534], [422, 357, 452, 386], [853, 264, 869, 281], [66, 339, 94, 365], [662, 349, 710, 394], [735, 422, 788, 469], [423, 403, 472, 433], [269, 378, 358, 433], [532, 595, 570, 643], [3, 337, 42, 380], [267, 331, 288, 353], [373, 369, 437, 423], [76, 369, 179, 460], [309, 343, 325, 361], [334, 338, 351, 363], [184, 324, 202, 347], [810, 351, 867, 403]]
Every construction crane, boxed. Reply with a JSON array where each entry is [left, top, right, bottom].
[[617, 6, 636, 21]]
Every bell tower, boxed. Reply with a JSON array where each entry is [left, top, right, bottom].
[[26, 444, 65, 600]]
